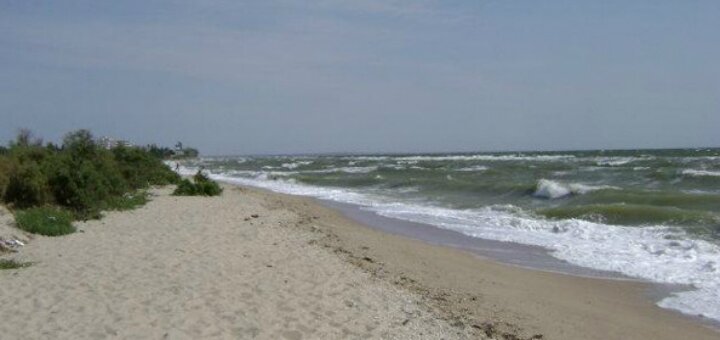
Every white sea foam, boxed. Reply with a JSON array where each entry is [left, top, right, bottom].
[[679, 156, 720, 162], [533, 179, 618, 199], [371, 203, 720, 321], [383, 164, 408, 170], [284, 166, 378, 174], [397, 160, 419, 165], [305, 166, 378, 174], [593, 156, 653, 166], [177, 165, 720, 322], [343, 154, 576, 162], [396, 186, 420, 194], [342, 166, 378, 173], [456, 165, 489, 172], [682, 169, 720, 177], [281, 161, 314, 169]]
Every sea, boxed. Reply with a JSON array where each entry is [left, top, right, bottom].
[[176, 148, 720, 322]]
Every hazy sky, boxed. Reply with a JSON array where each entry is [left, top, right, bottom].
[[1, 1, 718, 155]]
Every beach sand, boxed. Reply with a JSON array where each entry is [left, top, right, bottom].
[[0, 184, 718, 339]]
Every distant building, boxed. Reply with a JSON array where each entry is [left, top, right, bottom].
[[171, 141, 199, 159], [98, 136, 132, 150], [174, 142, 186, 157]]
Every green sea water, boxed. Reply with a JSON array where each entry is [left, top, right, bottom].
[[187, 148, 720, 240], [179, 148, 720, 320]]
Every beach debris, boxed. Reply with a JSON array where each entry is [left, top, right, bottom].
[[470, 322, 540, 340], [7, 239, 24, 247], [0, 238, 25, 252], [450, 319, 465, 329], [475, 322, 495, 337], [251, 214, 259, 218]]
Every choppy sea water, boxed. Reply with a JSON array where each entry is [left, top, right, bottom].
[[176, 148, 720, 321]]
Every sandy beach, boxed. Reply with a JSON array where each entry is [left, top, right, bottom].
[[4, 1, 718, 338], [1, 184, 718, 339]]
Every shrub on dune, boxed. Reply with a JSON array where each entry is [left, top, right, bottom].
[[47, 153, 125, 219], [174, 178, 198, 196], [0, 259, 31, 270], [3, 161, 52, 208], [103, 191, 149, 211], [0, 157, 9, 199], [173, 171, 223, 196], [112, 145, 180, 188], [15, 206, 76, 236], [0, 128, 188, 234]]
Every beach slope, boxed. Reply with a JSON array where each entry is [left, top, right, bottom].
[[0, 187, 466, 339], [0, 185, 717, 339]]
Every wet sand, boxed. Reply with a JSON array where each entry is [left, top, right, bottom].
[[0, 184, 718, 339], [246, 185, 720, 340]]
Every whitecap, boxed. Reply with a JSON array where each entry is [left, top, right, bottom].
[[682, 169, 720, 177], [533, 179, 619, 199], [456, 165, 489, 172]]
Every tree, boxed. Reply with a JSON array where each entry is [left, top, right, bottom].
[[183, 147, 199, 158], [11, 128, 43, 148], [62, 129, 96, 158]]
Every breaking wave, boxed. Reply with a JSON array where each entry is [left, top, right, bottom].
[[533, 179, 619, 199]]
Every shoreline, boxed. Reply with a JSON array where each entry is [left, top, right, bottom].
[[320, 197, 720, 330], [315, 198, 714, 316], [237, 183, 720, 339], [197, 161, 720, 324], [320, 199, 634, 280], [1, 183, 718, 339]]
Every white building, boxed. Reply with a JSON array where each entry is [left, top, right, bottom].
[[98, 136, 132, 150]]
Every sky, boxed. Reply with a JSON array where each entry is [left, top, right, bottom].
[[1, 0, 718, 155]]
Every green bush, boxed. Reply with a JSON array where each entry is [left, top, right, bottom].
[[3, 161, 52, 208], [102, 191, 148, 211], [194, 172, 223, 196], [112, 146, 179, 188], [174, 178, 197, 195], [146, 144, 175, 159], [15, 207, 76, 236], [61, 129, 96, 159], [173, 171, 223, 196], [0, 259, 31, 270], [1, 128, 185, 221], [47, 152, 127, 219], [0, 156, 11, 199]]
